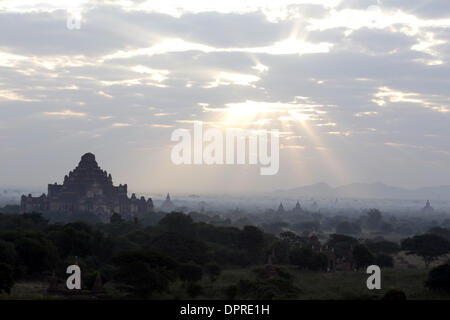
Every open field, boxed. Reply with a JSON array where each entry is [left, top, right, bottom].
[[3, 266, 449, 300], [187, 267, 450, 300]]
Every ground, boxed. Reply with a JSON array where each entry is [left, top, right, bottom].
[[2, 263, 450, 300]]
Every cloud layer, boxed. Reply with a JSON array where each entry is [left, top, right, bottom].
[[0, 0, 449, 193]]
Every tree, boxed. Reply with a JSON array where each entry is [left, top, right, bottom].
[[279, 231, 307, 248], [401, 234, 450, 268], [425, 263, 450, 293], [428, 227, 450, 241], [379, 222, 393, 234], [366, 209, 382, 230], [325, 234, 358, 259], [178, 263, 203, 283], [113, 250, 178, 298], [365, 240, 400, 255], [48, 223, 96, 258], [186, 282, 203, 298], [158, 212, 195, 236], [0, 240, 18, 266], [382, 289, 406, 300], [271, 240, 291, 264], [110, 212, 124, 224], [292, 221, 320, 234], [0, 212, 49, 231], [149, 233, 208, 264], [235, 278, 300, 300], [289, 247, 327, 271], [15, 235, 58, 275], [374, 253, 394, 268], [352, 244, 374, 270], [0, 263, 14, 294], [116, 261, 166, 298], [262, 221, 289, 235], [205, 263, 221, 282], [336, 221, 361, 235], [238, 226, 265, 264]]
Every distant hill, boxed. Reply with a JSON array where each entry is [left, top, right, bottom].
[[274, 182, 450, 200]]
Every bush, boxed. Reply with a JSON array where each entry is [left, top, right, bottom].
[[325, 234, 358, 258], [224, 284, 238, 299], [365, 240, 400, 255], [186, 282, 203, 298], [0, 240, 17, 266], [425, 263, 450, 293], [402, 234, 450, 268], [235, 278, 300, 300], [289, 247, 328, 271], [0, 263, 14, 294], [352, 244, 374, 270], [382, 289, 406, 300], [238, 226, 265, 263], [149, 233, 208, 264], [205, 263, 221, 282], [14, 235, 59, 276], [113, 250, 178, 298], [374, 254, 394, 268], [178, 263, 203, 283], [252, 266, 294, 280], [158, 212, 195, 236]]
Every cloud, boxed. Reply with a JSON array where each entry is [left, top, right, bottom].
[[372, 86, 450, 113], [280, 144, 305, 149], [0, 89, 37, 102], [43, 110, 87, 117], [354, 111, 378, 117], [152, 124, 174, 128], [0, 1, 450, 191]]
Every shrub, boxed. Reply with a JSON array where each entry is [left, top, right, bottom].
[[374, 254, 394, 268], [425, 263, 450, 293], [0, 263, 14, 294], [186, 282, 203, 298], [352, 244, 374, 270], [178, 263, 203, 283], [382, 289, 406, 300], [205, 263, 221, 282], [235, 278, 300, 300], [289, 248, 328, 271]]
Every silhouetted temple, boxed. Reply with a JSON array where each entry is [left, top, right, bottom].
[[277, 202, 285, 214], [160, 193, 175, 212], [292, 201, 303, 214], [422, 200, 434, 214], [20, 153, 153, 221]]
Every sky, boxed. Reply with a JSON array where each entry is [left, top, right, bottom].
[[0, 0, 449, 195]]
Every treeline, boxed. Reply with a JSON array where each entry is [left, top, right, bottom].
[[0, 212, 275, 297], [0, 212, 449, 298]]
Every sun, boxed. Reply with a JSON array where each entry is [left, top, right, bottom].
[[217, 100, 313, 128], [226, 101, 271, 123]]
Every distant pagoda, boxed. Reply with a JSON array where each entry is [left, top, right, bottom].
[[277, 202, 285, 214], [421, 200, 434, 214], [160, 193, 176, 212], [292, 201, 303, 214], [20, 153, 153, 222]]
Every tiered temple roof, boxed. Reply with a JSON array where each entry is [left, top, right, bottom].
[[21, 153, 153, 222]]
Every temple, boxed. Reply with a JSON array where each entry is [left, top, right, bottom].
[[292, 201, 303, 214], [277, 202, 285, 214], [20, 153, 153, 221], [421, 200, 434, 214], [160, 193, 176, 212]]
